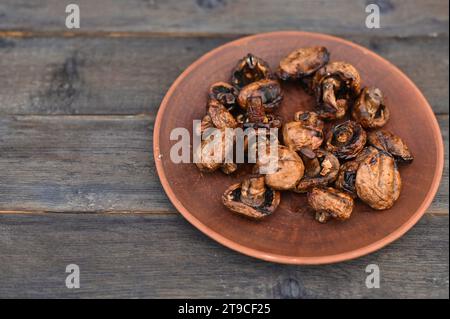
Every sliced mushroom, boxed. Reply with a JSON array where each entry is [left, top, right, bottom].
[[307, 187, 354, 223], [325, 121, 367, 160], [237, 79, 283, 112], [334, 160, 360, 198], [222, 175, 280, 219], [257, 145, 305, 190], [208, 82, 240, 113], [277, 46, 330, 80], [231, 53, 273, 88], [282, 111, 324, 152], [355, 147, 402, 210], [368, 130, 414, 163], [352, 87, 390, 129], [295, 149, 340, 193], [313, 62, 361, 119], [207, 99, 238, 129]]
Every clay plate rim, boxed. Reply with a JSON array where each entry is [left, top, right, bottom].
[[153, 31, 444, 265]]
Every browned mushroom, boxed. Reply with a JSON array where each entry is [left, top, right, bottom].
[[295, 149, 340, 193], [208, 82, 240, 113], [334, 160, 360, 198], [277, 46, 330, 80], [222, 175, 280, 219], [352, 87, 390, 128], [237, 79, 283, 112], [207, 99, 238, 129], [355, 147, 402, 210], [282, 111, 324, 152], [368, 130, 414, 163], [257, 145, 305, 190], [307, 187, 354, 223], [313, 62, 361, 119], [195, 128, 227, 173], [325, 121, 367, 160], [231, 53, 273, 88]]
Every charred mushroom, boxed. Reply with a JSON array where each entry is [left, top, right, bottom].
[[295, 149, 340, 193], [257, 145, 305, 190], [222, 175, 280, 219], [352, 87, 390, 128], [231, 53, 273, 88], [195, 128, 227, 173], [207, 99, 238, 129], [355, 147, 402, 210], [278, 46, 330, 80], [313, 62, 361, 119], [307, 187, 354, 223], [208, 82, 240, 113], [368, 130, 414, 163], [237, 79, 283, 112], [325, 121, 367, 160], [334, 160, 360, 198], [282, 111, 324, 152]]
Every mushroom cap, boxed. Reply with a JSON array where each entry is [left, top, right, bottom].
[[307, 187, 354, 223], [207, 99, 238, 129], [231, 53, 273, 88], [278, 46, 330, 80], [325, 120, 367, 160], [282, 111, 324, 152], [237, 79, 283, 112], [222, 182, 280, 220], [208, 81, 239, 112], [261, 145, 305, 190], [355, 148, 402, 210], [295, 149, 340, 193], [352, 87, 390, 129], [368, 129, 413, 163]]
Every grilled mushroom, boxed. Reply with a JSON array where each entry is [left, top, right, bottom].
[[207, 99, 238, 129], [307, 187, 354, 223], [325, 121, 367, 160], [258, 145, 305, 190], [282, 111, 324, 152], [208, 82, 240, 113], [222, 175, 280, 219], [277, 46, 330, 80], [231, 53, 273, 88], [195, 128, 228, 173], [313, 62, 361, 119], [352, 87, 390, 128], [355, 147, 402, 210], [368, 130, 413, 163], [334, 160, 360, 198], [295, 149, 340, 193], [237, 79, 283, 112]]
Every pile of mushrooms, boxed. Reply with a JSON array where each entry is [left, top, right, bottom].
[[195, 48, 413, 224]]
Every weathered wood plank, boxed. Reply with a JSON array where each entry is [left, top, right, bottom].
[[0, 0, 447, 37], [0, 213, 447, 298], [0, 115, 447, 214], [0, 35, 448, 115]]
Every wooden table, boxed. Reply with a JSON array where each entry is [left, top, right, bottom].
[[0, 0, 448, 298]]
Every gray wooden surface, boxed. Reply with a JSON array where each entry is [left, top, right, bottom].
[[0, 0, 448, 298]]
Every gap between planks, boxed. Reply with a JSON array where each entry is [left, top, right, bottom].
[[0, 30, 447, 40]]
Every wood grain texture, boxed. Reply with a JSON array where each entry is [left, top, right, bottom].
[[0, 114, 447, 214], [0, 213, 447, 298], [0, 0, 448, 37], [0, 35, 448, 115]]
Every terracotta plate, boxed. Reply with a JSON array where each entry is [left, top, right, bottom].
[[154, 31, 444, 264]]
